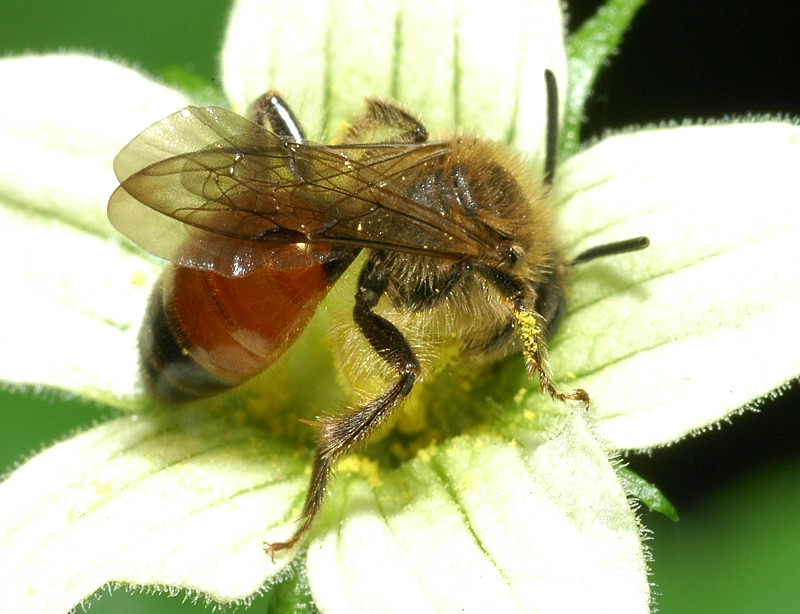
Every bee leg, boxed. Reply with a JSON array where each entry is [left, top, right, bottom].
[[248, 91, 306, 142], [340, 98, 428, 144], [265, 256, 420, 557], [473, 263, 589, 407], [248, 91, 319, 184], [511, 304, 589, 406]]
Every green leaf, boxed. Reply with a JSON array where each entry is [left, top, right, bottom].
[[616, 467, 678, 521], [563, 0, 648, 155]]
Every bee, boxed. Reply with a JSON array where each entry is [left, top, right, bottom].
[[108, 70, 649, 556]]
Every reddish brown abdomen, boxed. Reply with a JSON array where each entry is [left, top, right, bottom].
[[139, 260, 344, 403]]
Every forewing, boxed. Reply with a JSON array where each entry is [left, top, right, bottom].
[[288, 141, 491, 256], [109, 105, 492, 277], [109, 106, 338, 276]]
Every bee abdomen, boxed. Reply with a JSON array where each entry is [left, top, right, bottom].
[[138, 261, 338, 404], [139, 275, 238, 403]]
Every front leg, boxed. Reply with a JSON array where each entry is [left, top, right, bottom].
[[473, 263, 589, 407], [511, 303, 589, 406], [265, 254, 421, 556]]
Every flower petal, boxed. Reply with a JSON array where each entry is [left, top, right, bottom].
[[0, 54, 189, 237], [307, 413, 650, 613], [222, 0, 566, 150], [0, 54, 189, 403], [551, 121, 800, 449], [0, 409, 304, 612]]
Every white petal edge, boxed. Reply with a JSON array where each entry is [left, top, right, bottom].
[[0, 54, 190, 401], [221, 0, 567, 151], [550, 121, 800, 449], [308, 413, 650, 614], [0, 409, 305, 612]]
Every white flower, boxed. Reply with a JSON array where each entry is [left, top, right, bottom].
[[1, 0, 798, 612]]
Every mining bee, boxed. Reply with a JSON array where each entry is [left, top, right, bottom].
[[108, 70, 649, 555]]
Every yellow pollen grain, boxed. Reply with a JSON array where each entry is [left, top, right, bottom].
[[131, 270, 149, 287], [514, 309, 542, 365], [338, 455, 383, 488], [515, 309, 541, 341]]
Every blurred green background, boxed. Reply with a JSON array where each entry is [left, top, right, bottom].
[[2, 1, 799, 612]]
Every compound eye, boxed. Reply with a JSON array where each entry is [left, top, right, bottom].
[[499, 245, 521, 270]]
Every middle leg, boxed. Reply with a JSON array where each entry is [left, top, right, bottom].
[[265, 254, 421, 555]]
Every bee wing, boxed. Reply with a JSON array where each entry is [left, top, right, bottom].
[[109, 105, 490, 277]]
